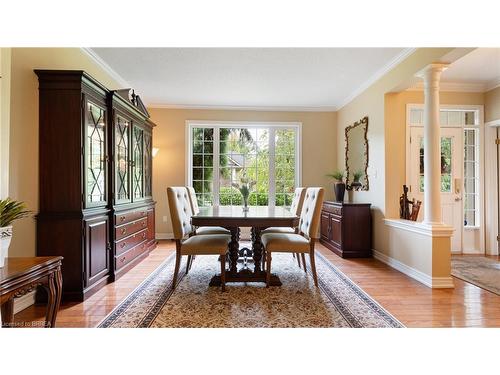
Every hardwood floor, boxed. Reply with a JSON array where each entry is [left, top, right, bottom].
[[15, 240, 500, 327]]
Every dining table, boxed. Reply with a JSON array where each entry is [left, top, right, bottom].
[[191, 205, 299, 286]]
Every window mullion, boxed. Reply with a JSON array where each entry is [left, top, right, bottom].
[[213, 126, 220, 207], [268, 127, 276, 207]]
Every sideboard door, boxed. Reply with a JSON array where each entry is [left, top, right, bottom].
[[84, 215, 110, 287]]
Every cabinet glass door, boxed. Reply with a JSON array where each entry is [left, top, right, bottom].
[[143, 130, 152, 198], [85, 100, 107, 207], [132, 126, 144, 200], [115, 114, 131, 204]]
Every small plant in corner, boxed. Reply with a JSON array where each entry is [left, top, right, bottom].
[[327, 170, 346, 203], [0, 198, 32, 268], [327, 170, 344, 182]]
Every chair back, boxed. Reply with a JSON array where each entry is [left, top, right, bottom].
[[186, 186, 200, 215], [299, 187, 325, 240], [167, 187, 194, 240], [290, 187, 306, 216]]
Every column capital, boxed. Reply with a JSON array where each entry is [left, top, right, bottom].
[[415, 63, 450, 80]]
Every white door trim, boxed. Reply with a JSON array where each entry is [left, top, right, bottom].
[[405, 104, 485, 254]]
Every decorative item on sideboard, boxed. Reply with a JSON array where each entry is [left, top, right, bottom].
[[327, 170, 346, 203], [399, 184, 421, 221], [0, 198, 32, 267]]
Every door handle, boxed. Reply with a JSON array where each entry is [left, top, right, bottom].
[[454, 197, 462, 202]]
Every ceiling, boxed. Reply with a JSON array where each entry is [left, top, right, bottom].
[[441, 48, 500, 88], [89, 48, 410, 111]]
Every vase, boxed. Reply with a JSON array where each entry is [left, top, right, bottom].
[[0, 226, 13, 268], [242, 195, 249, 212], [334, 182, 346, 203]]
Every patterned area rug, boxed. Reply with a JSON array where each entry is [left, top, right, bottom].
[[98, 251, 403, 328], [451, 256, 500, 296]]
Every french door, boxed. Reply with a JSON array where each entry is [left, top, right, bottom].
[[409, 127, 463, 252]]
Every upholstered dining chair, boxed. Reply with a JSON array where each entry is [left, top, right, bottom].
[[261, 187, 306, 268], [167, 187, 230, 291], [186, 186, 231, 235], [261, 187, 324, 287]]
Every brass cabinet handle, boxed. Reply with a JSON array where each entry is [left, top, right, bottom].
[[142, 221, 146, 227], [120, 242, 126, 248], [120, 216, 126, 222], [120, 256, 126, 263], [121, 228, 126, 235]]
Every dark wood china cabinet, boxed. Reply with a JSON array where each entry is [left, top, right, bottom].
[[36, 70, 157, 301]]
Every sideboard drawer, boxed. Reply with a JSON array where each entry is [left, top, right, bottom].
[[115, 241, 148, 270], [322, 202, 342, 216], [115, 228, 148, 255], [115, 217, 148, 241], [114, 209, 148, 226]]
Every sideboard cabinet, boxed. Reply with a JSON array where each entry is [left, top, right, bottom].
[[36, 70, 157, 301], [319, 201, 372, 258]]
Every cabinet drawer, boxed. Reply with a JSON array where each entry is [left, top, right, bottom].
[[114, 209, 148, 226], [115, 217, 148, 240], [115, 228, 148, 255], [322, 203, 342, 216], [114, 240, 148, 270]]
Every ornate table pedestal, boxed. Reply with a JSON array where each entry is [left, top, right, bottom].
[[191, 206, 299, 286]]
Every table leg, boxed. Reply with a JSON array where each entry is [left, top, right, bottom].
[[252, 227, 263, 273], [45, 273, 56, 328], [1, 298, 15, 328], [50, 266, 63, 328], [228, 227, 240, 274]]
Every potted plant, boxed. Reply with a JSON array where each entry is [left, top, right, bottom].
[[0, 198, 31, 267], [327, 170, 346, 203], [351, 170, 364, 190], [232, 172, 256, 212]]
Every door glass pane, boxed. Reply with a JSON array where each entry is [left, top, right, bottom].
[[133, 127, 144, 199], [115, 115, 129, 201], [87, 101, 106, 204], [418, 136, 452, 193], [144, 131, 152, 197], [463, 128, 479, 226]]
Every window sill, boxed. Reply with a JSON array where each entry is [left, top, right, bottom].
[[464, 226, 480, 230]]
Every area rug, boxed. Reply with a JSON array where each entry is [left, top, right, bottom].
[[98, 251, 403, 328], [451, 256, 500, 296]]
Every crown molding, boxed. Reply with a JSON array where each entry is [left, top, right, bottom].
[[146, 103, 338, 112], [81, 48, 130, 88], [337, 48, 417, 110], [485, 77, 500, 92]]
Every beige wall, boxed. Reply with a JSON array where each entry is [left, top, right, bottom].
[[148, 108, 337, 237], [337, 48, 456, 256], [0, 48, 11, 199], [485, 86, 500, 122], [384, 90, 485, 218], [8, 48, 123, 257]]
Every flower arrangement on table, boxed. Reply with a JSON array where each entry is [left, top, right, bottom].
[[232, 172, 256, 211]]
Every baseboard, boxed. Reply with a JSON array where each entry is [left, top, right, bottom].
[[373, 249, 454, 288], [156, 232, 174, 240], [13, 291, 36, 314]]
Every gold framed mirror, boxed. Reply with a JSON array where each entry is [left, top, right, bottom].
[[345, 116, 369, 191]]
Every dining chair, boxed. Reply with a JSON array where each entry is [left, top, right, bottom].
[[261, 187, 324, 287], [167, 187, 230, 291], [261, 187, 306, 268], [186, 186, 231, 235]]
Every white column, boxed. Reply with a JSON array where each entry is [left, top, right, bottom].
[[417, 63, 449, 225]]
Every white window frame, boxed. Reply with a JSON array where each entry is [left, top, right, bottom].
[[186, 120, 302, 207]]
